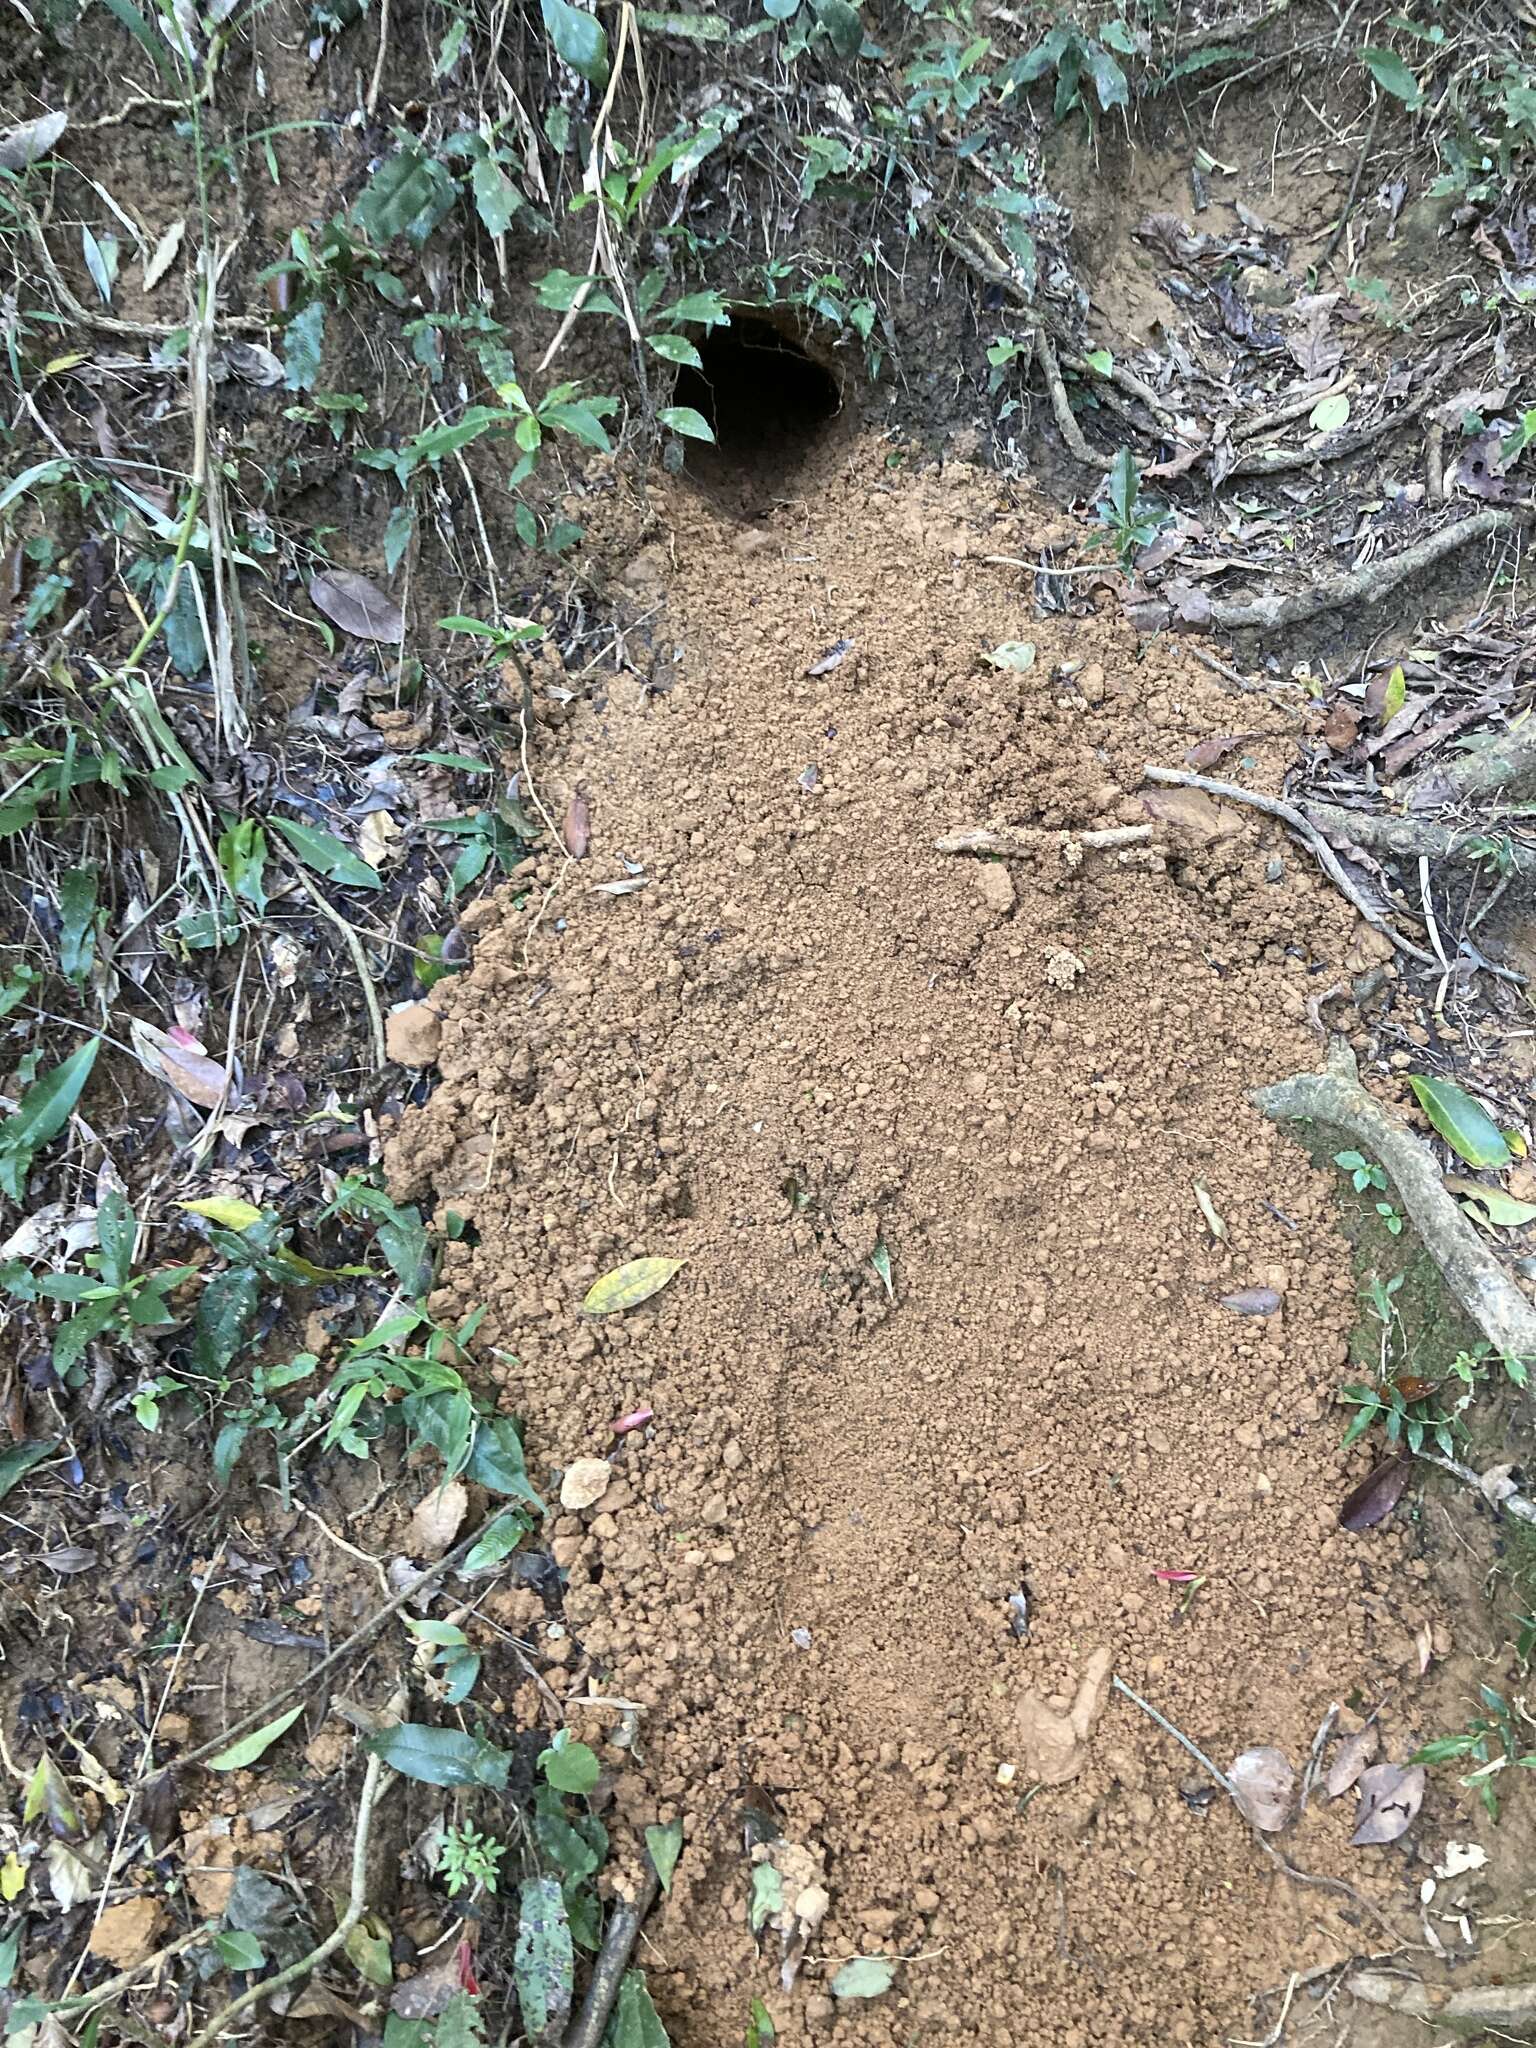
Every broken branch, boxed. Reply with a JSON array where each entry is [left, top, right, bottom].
[[935, 824, 1154, 856], [1253, 1039, 1536, 1364], [1142, 766, 1437, 967], [564, 1868, 661, 2048], [1304, 801, 1536, 880]]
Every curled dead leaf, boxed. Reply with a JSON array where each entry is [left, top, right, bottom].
[[1339, 1454, 1411, 1533], [1228, 1746, 1295, 1831], [1351, 1761, 1424, 1846], [408, 1478, 467, 1556], [0, 109, 68, 172], [1325, 1723, 1380, 1798]]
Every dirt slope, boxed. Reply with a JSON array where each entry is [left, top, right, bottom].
[[388, 441, 1450, 2042]]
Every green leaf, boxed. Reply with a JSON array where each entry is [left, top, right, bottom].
[[830, 1957, 895, 2000], [984, 641, 1036, 672], [659, 291, 730, 329], [194, 1266, 260, 1376], [1084, 43, 1128, 110], [1360, 45, 1421, 103], [472, 156, 522, 237], [514, 1876, 573, 2043], [657, 406, 714, 442], [463, 1511, 531, 1573], [763, 0, 799, 16], [283, 301, 326, 393], [1382, 663, 1406, 721], [582, 1257, 685, 1315], [533, 1783, 606, 1883], [1407, 1075, 1512, 1169], [0, 1440, 57, 1506], [94, 1185, 135, 1291], [1084, 348, 1113, 374], [811, 0, 862, 57], [214, 1930, 267, 1972], [602, 1971, 671, 2048], [539, 1732, 600, 1795], [354, 145, 457, 245], [644, 1819, 683, 1893], [401, 1388, 477, 1474], [1310, 391, 1351, 434], [383, 502, 416, 577], [97, 0, 179, 74], [367, 1723, 510, 1789], [0, 1036, 99, 1202], [271, 816, 382, 890], [748, 1864, 782, 1933], [746, 1998, 776, 2046], [213, 1420, 250, 1489], [465, 1417, 544, 1508], [1445, 1176, 1536, 1227], [541, 0, 610, 83], [207, 1703, 306, 1771], [218, 819, 268, 912], [24, 1751, 82, 1838], [541, 400, 613, 452]]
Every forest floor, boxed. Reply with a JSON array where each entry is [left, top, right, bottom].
[[3, 2, 1536, 2044]]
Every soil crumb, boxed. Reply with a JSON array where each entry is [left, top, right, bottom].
[[389, 441, 1450, 2041]]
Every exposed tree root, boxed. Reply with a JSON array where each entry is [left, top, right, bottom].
[[1404, 714, 1536, 812], [1304, 801, 1536, 879], [1348, 1970, 1536, 2033], [564, 1869, 661, 2048], [1033, 328, 1112, 470], [1253, 1040, 1536, 1364], [1205, 509, 1529, 632]]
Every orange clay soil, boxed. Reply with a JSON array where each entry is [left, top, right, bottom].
[[387, 442, 1454, 2044]]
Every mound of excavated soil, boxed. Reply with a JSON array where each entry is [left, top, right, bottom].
[[388, 444, 1451, 2042]]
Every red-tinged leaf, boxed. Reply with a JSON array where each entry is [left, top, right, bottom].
[[1321, 703, 1360, 751], [1325, 1723, 1379, 1798], [1152, 1568, 1198, 1583], [1184, 734, 1247, 772], [1218, 1286, 1283, 1315], [1350, 1761, 1424, 1845], [563, 791, 590, 859], [612, 1406, 653, 1435], [1228, 1746, 1295, 1831], [1339, 1454, 1411, 1532]]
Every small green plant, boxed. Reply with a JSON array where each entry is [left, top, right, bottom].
[[1334, 1150, 1405, 1235], [1, 1185, 195, 1377], [1091, 448, 1169, 566], [439, 1820, 506, 1896], [1413, 1684, 1536, 1820]]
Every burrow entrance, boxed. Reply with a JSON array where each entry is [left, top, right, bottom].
[[669, 312, 842, 510]]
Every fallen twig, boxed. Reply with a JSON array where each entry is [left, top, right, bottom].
[[1182, 645, 1306, 717], [166, 1519, 496, 1776], [1303, 801, 1536, 880], [1142, 766, 1437, 966], [564, 1868, 661, 2048], [934, 824, 1154, 856], [1204, 509, 1530, 632], [1415, 1450, 1536, 1527], [185, 1751, 389, 2048], [289, 866, 387, 1073], [1318, 101, 1381, 270], [1253, 1039, 1536, 1363]]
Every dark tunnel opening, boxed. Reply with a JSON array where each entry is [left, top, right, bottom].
[[668, 313, 843, 510]]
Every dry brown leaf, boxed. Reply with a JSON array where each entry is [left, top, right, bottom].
[[409, 1478, 467, 1556], [1218, 1286, 1283, 1315], [128, 1018, 231, 1110], [1228, 1746, 1295, 1831], [1325, 1723, 1379, 1798], [563, 791, 591, 859], [1351, 1761, 1425, 1845], [309, 568, 404, 644]]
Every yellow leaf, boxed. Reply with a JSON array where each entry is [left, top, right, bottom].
[[1, 1854, 25, 1902], [1382, 664, 1406, 721], [179, 1196, 262, 1231], [44, 352, 88, 374], [582, 1256, 685, 1316]]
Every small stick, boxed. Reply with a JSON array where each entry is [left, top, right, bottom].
[[1144, 765, 1437, 966], [1416, 1450, 1536, 1527], [289, 865, 387, 1072], [934, 825, 1154, 856], [1112, 1676, 1235, 1795], [564, 1868, 661, 2048], [185, 1752, 390, 2048], [1318, 101, 1381, 270], [166, 1519, 497, 1776]]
